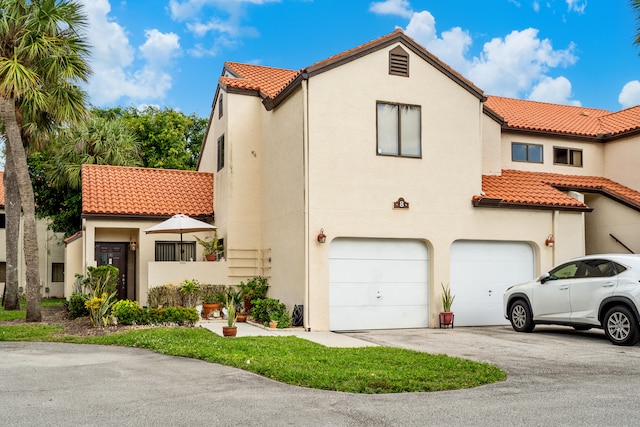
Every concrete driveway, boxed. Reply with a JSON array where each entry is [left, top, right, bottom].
[[2, 326, 640, 426]]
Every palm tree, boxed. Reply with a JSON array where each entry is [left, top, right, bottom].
[[0, 0, 91, 321]]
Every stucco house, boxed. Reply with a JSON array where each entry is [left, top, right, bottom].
[[64, 164, 229, 304], [195, 29, 640, 331], [0, 172, 67, 299]]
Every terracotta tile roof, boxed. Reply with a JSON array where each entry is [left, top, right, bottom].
[[222, 62, 300, 99], [474, 170, 640, 211], [485, 96, 640, 138], [0, 171, 4, 207], [82, 164, 213, 217]]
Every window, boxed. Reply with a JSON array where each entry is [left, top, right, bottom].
[[554, 147, 582, 167], [155, 241, 196, 262], [549, 261, 580, 280], [218, 94, 223, 119], [389, 46, 409, 77], [512, 143, 543, 163], [0, 214, 5, 228], [377, 102, 421, 158], [51, 263, 64, 282], [217, 134, 225, 171]]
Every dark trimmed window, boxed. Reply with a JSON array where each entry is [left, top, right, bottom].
[[155, 241, 196, 262], [0, 214, 5, 228], [218, 94, 223, 119], [217, 134, 225, 171], [389, 46, 409, 77], [512, 143, 543, 163], [51, 263, 64, 282], [376, 102, 421, 158], [554, 147, 582, 167]]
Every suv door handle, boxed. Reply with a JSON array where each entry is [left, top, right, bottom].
[[559, 285, 569, 290], [602, 282, 615, 287]]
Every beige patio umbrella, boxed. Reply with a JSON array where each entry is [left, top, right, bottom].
[[144, 214, 217, 262]]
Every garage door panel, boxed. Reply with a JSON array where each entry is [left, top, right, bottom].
[[451, 240, 534, 326], [330, 259, 428, 283], [331, 305, 429, 331], [329, 238, 429, 331]]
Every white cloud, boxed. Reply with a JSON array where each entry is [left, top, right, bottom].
[[528, 76, 581, 106], [403, 9, 579, 105], [369, 0, 413, 19], [619, 81, 640, 109], [79, 0, 181, 106], [566, 0, 587, 13]]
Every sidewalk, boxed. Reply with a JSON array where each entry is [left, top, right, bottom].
[[197, 319, 377, 348]]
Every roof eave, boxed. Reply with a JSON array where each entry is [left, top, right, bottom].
[[502, 126, 605, 142], [471, 198, 593, 212]]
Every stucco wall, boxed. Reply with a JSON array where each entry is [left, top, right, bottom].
[[603, 134, 640, 192], [585, 193, 640, 255]]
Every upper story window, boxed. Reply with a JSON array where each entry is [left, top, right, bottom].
[[376, 102, 421, 158], [217, 134, 225, 171], [389, 46, 409, 77], [554, 147, 582, 167], [218, 94, 223, 119], [512, 143, 543, 163]]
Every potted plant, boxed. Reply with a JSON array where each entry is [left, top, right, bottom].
[[439, 283, 455, 328], [238, 276, 269, 313], [222, 293, 237, 337], [201, 285, 226, 319], [226, 287, 246, 322], [195, 230, 222, 261], [268, 312, 279, 329]]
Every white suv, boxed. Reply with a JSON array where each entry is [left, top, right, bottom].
[[503, 254, 640, 346]]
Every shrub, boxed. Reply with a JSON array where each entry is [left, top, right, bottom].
[[112, 300, 144, 325], [179, 279, 201, 308], [200, 284, 227, 304], [80, 265, 118, 326], [149, 306, 199, 326], [147, 284, 181, 308], [250, 297, 290, 328], [68, 293, 89, 318]]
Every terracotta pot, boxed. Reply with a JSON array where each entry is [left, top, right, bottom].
[[439, 311, 454, 327], [222, 326, 237, 337], [269, 320, 278, 329], [236, 312, 247, 322], [202, 303, 222, 319], [205, 253, 218, 261]]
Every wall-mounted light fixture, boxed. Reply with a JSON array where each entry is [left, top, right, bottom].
[[129, 238, 137, 251], [545, 234, 555, 247], [317, 228, 327, 244]]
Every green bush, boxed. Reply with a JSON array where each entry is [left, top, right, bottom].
[[250, 297, 290, 328], [147, 284, 181, 308], [149, 306, 199, 326], [112, 300, 144, 325], [68, 293, 89, 318]]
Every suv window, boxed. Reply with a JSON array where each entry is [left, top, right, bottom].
[[549, 262, 580, 279], [580, 259, 616, 278]]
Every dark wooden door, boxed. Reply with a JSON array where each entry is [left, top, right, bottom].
[[95, 243, 127, 300]]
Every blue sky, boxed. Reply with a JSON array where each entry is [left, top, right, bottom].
[[80, 0, 640, 117]]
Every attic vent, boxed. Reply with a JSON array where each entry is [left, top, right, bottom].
[[389, 46, 409, 77]]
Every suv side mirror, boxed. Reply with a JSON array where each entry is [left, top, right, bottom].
[[539, 272, 551, 284]]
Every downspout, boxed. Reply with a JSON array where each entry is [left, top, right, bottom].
[[302, 75, 310, 331]]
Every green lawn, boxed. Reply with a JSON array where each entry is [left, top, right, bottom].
[[0, 319, 506, 393], [0, 298, 65, 321]]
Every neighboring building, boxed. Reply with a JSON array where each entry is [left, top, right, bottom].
[[196, 29, 640, 331], [0, 172, 66, 299], [64, 165, 228, 305]]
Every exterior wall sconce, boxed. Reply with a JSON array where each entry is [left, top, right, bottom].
[[545, 234, 555, 247], [129, 239, 137, 251], [317, 228, 327, 243]]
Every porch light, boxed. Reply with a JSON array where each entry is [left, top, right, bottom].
[[129, 239, 137, 251], [545, 234, 555, 247], [317, 228, 327, 244]]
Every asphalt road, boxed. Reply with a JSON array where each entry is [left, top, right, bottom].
[[1, 325, 639, 426]]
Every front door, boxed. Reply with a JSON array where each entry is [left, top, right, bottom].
[[95, 243, 127, 300]]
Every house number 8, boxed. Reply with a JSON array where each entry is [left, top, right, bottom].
[[394, 197, 409, 209]]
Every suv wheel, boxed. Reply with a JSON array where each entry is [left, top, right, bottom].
[[604, 306, 640, 346], [509, 300, 535, 333]]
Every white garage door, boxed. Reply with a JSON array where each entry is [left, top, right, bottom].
[[450, 240, 534, 326], [329, 238, 429, 331]]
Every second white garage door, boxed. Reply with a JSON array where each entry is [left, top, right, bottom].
[[329, 238, 429, 331], [450, 240, 535, 326]]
